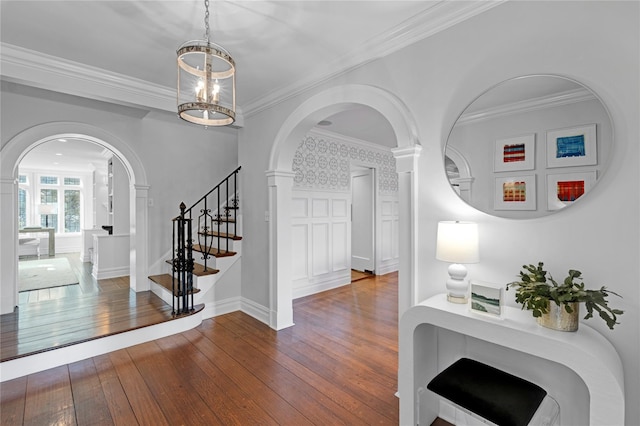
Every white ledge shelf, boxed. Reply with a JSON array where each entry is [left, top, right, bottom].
[[399, 293, 625, 426]]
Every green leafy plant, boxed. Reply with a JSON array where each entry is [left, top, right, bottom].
[[506, 262, 623, 330]]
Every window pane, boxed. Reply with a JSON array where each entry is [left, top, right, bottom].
[[40, 176, 58, 185], [40, 190, 58, 231], [18, 188, 27, 228], [18, 175, 27, 184], [64, 190, 81, 232], [64, 177, 81, 186]]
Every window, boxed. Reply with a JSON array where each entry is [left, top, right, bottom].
[[18, 188, 27, 228], [64, 190, 81, 232], [19, 171, 86, 233]]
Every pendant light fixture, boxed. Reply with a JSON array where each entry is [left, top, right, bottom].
[[177, 0, 236, 126]]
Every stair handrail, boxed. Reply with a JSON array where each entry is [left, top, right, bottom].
[[171, 166, 241, 316]]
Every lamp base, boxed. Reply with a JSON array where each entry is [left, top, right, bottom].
[[447, 294, 468, 304], [446, 263, 469, 304]]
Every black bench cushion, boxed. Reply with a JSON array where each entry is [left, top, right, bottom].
[[427, 358, 547, 426]]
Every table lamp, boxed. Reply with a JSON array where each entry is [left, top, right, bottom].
[[436, 221, 479, 303], [38, 204, 57, 228]]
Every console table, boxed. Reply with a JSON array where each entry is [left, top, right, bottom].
[[399, 293, 625, 426], [18, 227, 55, 256]]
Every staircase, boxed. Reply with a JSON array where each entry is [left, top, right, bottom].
[[149, 166, 241, 316]]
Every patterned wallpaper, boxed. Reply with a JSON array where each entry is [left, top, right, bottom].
[[292, 134, 398, 193]]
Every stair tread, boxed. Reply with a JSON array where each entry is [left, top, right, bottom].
[[197, 230, 243, 240], [164, 260, 220, 276], [192, 245, 237, 257], [149, 273, 201, 296]]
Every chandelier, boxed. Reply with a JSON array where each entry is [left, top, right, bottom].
[[177, 0, 236, 126]]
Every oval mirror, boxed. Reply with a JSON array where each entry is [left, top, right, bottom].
[[445, 75, 612, 219]]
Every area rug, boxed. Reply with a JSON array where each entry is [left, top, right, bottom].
[[18, 258, 79, 292]]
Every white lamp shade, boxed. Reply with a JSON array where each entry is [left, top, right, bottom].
[[436, 221, 479, 264], [37, 204, 58, 215]]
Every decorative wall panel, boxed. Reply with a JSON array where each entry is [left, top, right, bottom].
[[292, 133, 398, 194]]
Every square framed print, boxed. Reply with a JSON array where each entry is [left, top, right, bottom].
[[494, 175, 536, 210], [470, 281, 504, 318], [546, 124, 597, 168], [494, 134, 535, 172], [547, 171, 597, 210]]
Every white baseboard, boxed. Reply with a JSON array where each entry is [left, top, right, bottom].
[[92, 265, 129, 280], [293, 272, 351, 299]]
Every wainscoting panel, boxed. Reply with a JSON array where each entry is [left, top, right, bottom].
[[292, 189, 351, 299], [291, 224, 309, 280], [378, 197, 399, 274], [332, 221, 349, 271], [312, 223, 330, 276]]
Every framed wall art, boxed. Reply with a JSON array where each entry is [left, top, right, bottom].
[[494, 175, 536, 210], [547, 171, 597, 210], [494, 134, 535, 172], [470, 281, 504, 318], [546, 124, 597, 168]]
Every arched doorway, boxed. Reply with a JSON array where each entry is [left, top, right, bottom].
[[0, 122, 150, 314], [266, 84, 422, 330]]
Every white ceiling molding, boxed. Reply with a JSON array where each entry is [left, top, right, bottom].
[[0, 1, 504, 124], [456, 88, 596, 126], [241, 1, 507, 118], [1, 43, 174, 113], [0, 43, 245, 128]]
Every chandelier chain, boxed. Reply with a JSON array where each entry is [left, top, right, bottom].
[[204, 0, 210, 43]]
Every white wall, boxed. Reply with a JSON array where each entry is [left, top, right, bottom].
[[239, 2, 639, 423]]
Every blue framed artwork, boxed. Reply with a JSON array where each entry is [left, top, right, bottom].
[[546, 124, 597, 168]]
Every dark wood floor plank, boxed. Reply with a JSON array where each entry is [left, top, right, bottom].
[[0, 375, 27, 425], [23, 366, 76, 426], [92, 354, 140, 426], [218, 311, 397, 424], [183, 327, 314, 426], [68, 358, 115, 426], [1, 272, 400, 425], [124, 341, 223, 426], [155, 333, 276, 426], [195, 317, 367, 425], [107, 349, 170, 426]]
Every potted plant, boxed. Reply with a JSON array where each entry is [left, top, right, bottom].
[[506, 262, 623, 331]]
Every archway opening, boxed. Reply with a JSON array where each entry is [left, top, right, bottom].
[[266, 84, 421, 330], [0, 122, 149, 314]]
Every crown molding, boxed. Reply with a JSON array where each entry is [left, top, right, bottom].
[[456, 88, 596, 126], [241, 0, 508, 117], [0, 1, 504, 125], [0, 43, 245, 128], [1, 43, 175, 112]]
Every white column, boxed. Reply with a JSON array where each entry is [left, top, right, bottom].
[[266, 170, 295, 330], [129, 184, 150, 292], [392, 145, 422, 318], [0, 177, 18, 314]]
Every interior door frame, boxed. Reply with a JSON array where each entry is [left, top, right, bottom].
[[350, 165, 376, 274]]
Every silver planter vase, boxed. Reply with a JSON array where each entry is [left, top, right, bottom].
[[536, 301, 579, 331]]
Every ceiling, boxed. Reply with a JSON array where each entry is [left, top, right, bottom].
[[2, 1, 505, 170]]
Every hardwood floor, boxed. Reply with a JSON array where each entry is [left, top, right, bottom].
[[1, 254, 174, 362], [1, 272, 399, 425]]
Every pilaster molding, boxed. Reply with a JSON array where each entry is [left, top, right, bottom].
[[392, 145, 423, 173]]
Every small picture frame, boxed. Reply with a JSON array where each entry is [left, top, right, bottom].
[[546, 124, 597, 168], [494, 134, 535, 172], [470, 281, 504, 318], [547, 171, 597, 210], [494, 175, 536, 210]]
